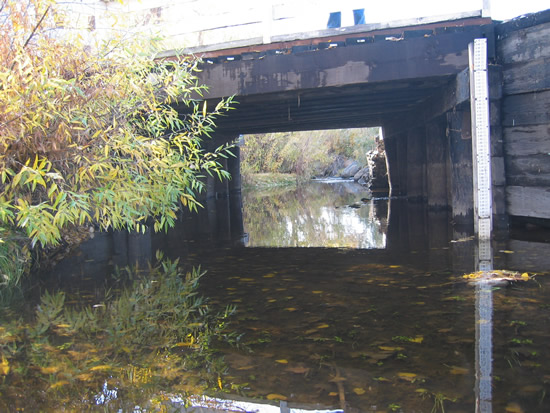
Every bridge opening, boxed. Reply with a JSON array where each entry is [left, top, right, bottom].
[[235, 127, 390, 248]]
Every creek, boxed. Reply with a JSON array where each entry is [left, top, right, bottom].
[[6, 180, 550, 412]]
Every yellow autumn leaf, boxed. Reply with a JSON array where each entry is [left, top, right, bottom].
[[397, 372, 417, 382], [317, 323, 329, 329], [76, 373, 94, 381], [263, 273, 276, 278], [353, 387, 366, 395], [312, 290, 323, 294], [40, 366, 61, 374], [284, 307, 297, 312], [379, 346, 404, 352], [0, 356, 10, 376], [267, 393, 287, 401], [49, 380, 70, 389], [410, 336, 424, 343], [90, 365, 112, 371], [329, 391, 338, 396], [275, 359, 289, 364]]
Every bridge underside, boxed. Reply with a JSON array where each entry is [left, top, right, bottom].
[[175, 16, 508, 233]]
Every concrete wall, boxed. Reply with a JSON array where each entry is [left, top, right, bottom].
[[496, 10, 550, 222]]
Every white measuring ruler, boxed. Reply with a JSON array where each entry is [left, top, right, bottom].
[[469, 38, 493, 241]]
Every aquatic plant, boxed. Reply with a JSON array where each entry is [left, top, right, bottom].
[[0, 258, 237, 410]]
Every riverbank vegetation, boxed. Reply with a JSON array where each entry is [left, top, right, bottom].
[[0, 0, 233, 287], [240, 128, 379, 188]]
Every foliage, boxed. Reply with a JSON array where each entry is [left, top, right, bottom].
[[240, 128, 378, 182], [0, 256, 237, 410], [0, 0, 234, 250]]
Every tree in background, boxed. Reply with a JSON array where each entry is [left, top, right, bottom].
[[0, 0, 233, 251], [240, 128, 378, 183]]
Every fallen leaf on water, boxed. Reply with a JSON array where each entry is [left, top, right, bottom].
[[397, 372, 417, 382], [286, 366, 310, 374], [283, 307, 297, 312], [449, 366, 469, 375], [0, 356, 10, 376], [236, 365, 257, 370], [275, 359, 289, 364], [40, 366, 61, 374], [499, 250, 514, 254], [378, 346, 404, 352], [267, 393, 287, 401], [312, 290, 323, 294], [410, 336, 424, 343], [239, 278, 255, 282], [49, 380, 69, 389], [268, 299, 277, 303], [317, 323, 329, 329], [505, 402, 524, 413], [328, 391, 338, 396], [353, 387, 366, 395], [263, 273, 276, 278], [374, 377, 391, 382], [76, 373, 94, 381], [90, 365, 112, 371]]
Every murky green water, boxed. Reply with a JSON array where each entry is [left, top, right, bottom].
[[2, 181, 550, 412]]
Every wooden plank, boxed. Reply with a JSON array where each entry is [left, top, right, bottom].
[[504, 125, 550, 156], [506, 186, 550, 219], [505, 154, 550, 187], [502, 58, 550, 95], [173, 14, 487, 56], [496, 21, 550, 65], [502, 89, 550, 127]]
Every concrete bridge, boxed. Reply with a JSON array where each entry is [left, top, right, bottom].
[[158, 8, 550, 236]]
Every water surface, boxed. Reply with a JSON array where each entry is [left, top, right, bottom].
[[4, 180, 550, 412]]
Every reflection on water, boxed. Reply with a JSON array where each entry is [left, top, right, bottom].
[[2, 181, 550, 412], [243, 180, 387, 249]]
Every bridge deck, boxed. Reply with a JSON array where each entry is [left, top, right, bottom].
[[173, 15, 493, 135]]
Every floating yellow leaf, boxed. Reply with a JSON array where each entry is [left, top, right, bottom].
[[353, 387, 366, 395], [267, 393, 287, 401], [312, 290, 323, 294], [275, 359, 289, 364], [317, 323, 329, 329], [449, 366, 468, 375], [284, 307, 297, 312], [268, 299, 277, 303], [397, 372, 417, 382], [416, 388, 429, 394], [236, 365, 256, 370], [286, 366, 310, 374], [379, 346, 404, 352], [410, 336, 424, 343], [0, 356, 10, 376], [40, 366, 61, 374], [239, 278, 255, 282], [329, 391, 338, 396], [76, 373, 94, 381], [499, 250, 514, 254], [49, 380, 69, 389], [90, 365, 112, 371], [263, 273, 276, 278]]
